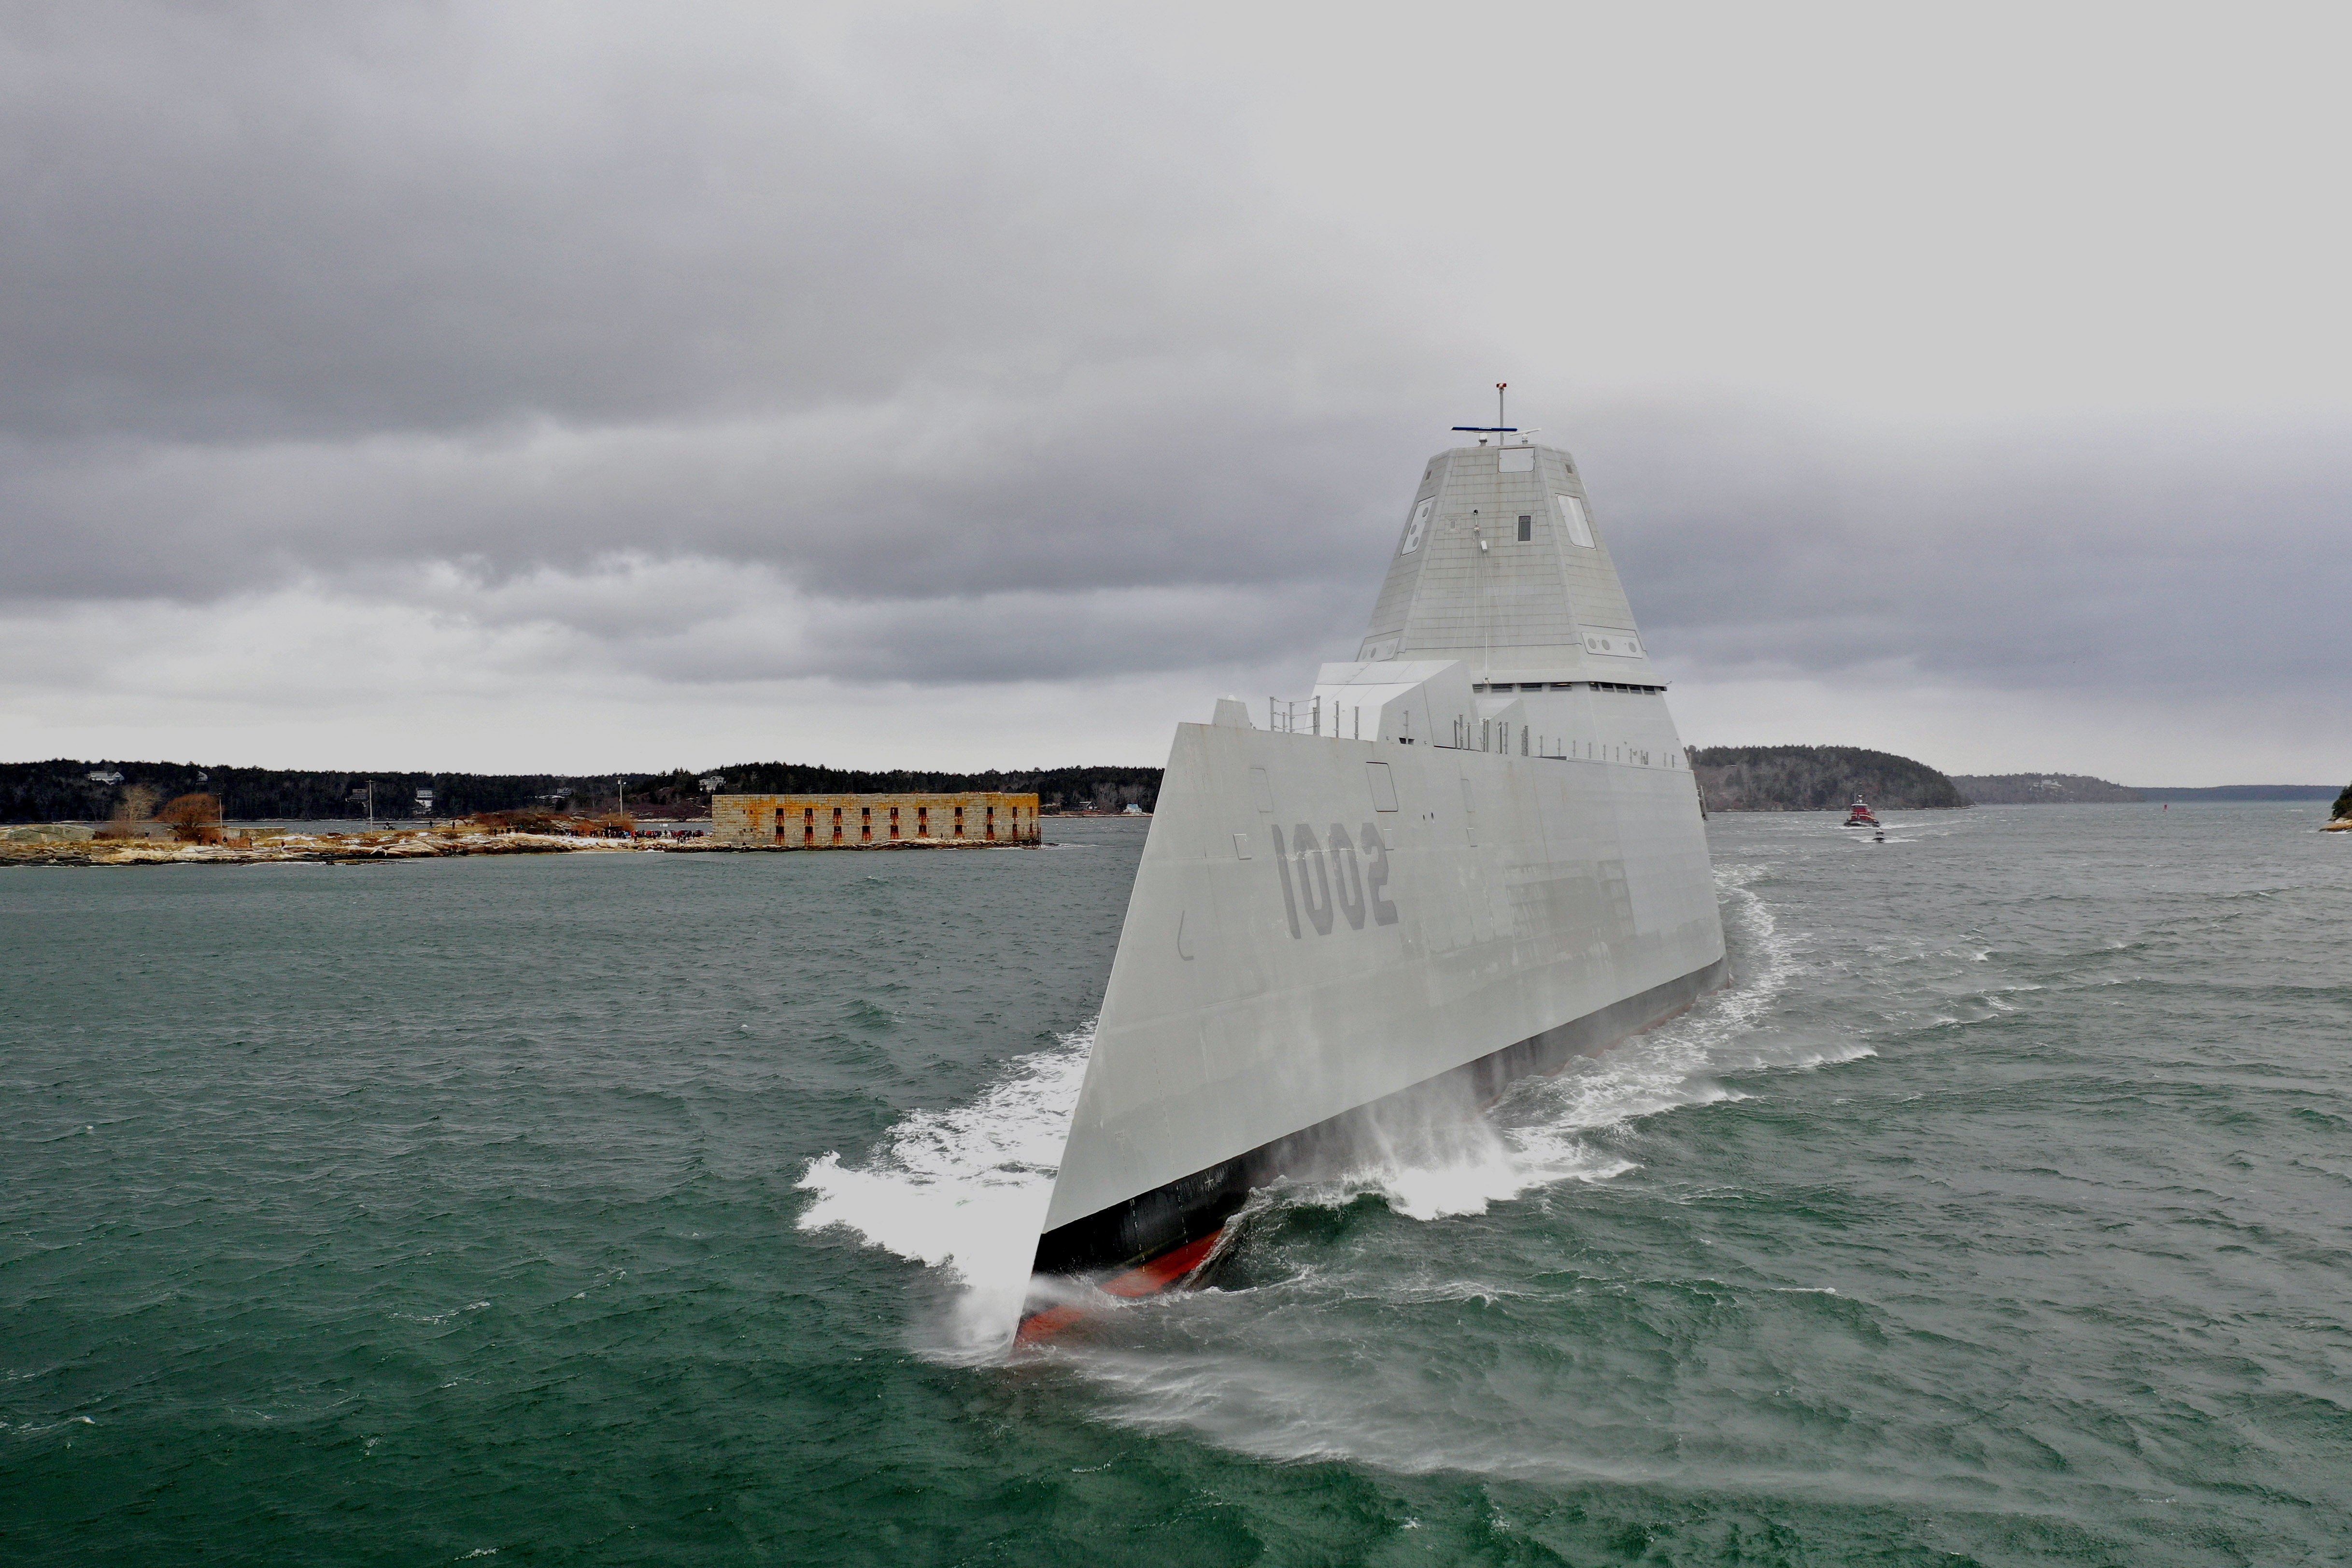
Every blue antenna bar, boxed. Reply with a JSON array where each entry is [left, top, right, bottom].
[[1450, 425, 1517, 432]]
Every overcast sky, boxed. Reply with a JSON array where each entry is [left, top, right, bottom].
[[3, 2, 2347, 785]]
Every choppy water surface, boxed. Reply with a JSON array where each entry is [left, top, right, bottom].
[[5, 806, 2349, 1565]]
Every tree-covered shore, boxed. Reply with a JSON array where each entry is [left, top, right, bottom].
[[0, 759, 1162, 824], [1692, 746, 1969, 812]]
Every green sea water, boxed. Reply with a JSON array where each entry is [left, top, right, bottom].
[[4, 806, 2349, 1565]]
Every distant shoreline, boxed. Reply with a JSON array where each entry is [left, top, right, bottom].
[[1708, 797, 2331, 813], [1952, 773, 2340, 805], [0, 826, 1049, 868]]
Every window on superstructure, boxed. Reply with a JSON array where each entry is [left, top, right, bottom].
[[1557, 494, 1594, 548], [1517, 515, 1532, 541]]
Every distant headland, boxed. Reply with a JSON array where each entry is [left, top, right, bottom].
[[1691, 746, 1969, 812], [1686, 750, 2350, 814]]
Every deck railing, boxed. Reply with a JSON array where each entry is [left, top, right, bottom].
[[1268, 696, 1378, 739]]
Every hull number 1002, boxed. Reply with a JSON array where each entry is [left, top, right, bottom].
[[1271, 822, 1398, 938]]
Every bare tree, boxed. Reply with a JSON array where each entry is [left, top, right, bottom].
[[97, 783, 164, 838], [155, 793, 224, 844]]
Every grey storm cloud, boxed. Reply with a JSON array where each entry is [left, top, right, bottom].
[[1581, 410, 2352, 698], [0, 387, 1422, 604], [1, 4, 1368, 443], [1, 3, 2345, 709], [0, 1, 1456, 683]]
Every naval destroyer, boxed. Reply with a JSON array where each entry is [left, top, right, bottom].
[[1022, 411, 1728, 1333]]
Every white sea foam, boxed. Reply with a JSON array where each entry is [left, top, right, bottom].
[[795, 1023, 1092, 1354], [392, 1299, 491, 1326], [1303, 1101, 1639, 1224], [1332, 858, 1834, 1223], [1350, 1132, 1640, 1223], [1063, 1346, 1665, 1487]]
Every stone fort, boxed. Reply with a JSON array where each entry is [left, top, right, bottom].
[[711, 792, 1040, 848]]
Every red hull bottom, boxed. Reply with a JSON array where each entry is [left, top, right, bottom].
[[1013, 1230, 1224, 1345]]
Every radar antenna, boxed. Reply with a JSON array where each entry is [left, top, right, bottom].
[[1451, 381, 1516, 436]]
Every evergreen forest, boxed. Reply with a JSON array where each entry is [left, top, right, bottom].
[[0, 760, 1163, 823], [1691, 746, 1969, 812]]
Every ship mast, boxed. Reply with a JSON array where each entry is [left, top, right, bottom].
[[1450, 380, 1516, 442]]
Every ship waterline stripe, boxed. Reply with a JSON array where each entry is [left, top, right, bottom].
[[1029, 953, 1734, 1280]]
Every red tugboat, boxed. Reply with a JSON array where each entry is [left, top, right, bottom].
[[1841, 797, 1880, 829]]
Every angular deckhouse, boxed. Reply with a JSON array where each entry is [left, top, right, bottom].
[[1025, 435, 1728, 1318]]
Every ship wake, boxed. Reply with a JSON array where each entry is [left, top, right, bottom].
[[795, 864, 1846, 1360], [1292, 858, 1838, 1226]]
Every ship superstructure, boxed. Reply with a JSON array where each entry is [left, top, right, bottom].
[[1024, 429, 1728, 1322]]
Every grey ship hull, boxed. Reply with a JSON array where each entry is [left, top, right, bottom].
[[1035, 948, 1726, 1276], [1033, 707, 1725, 1284]]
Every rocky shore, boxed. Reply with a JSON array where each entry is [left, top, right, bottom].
[[0, 826, 1042, 867]]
